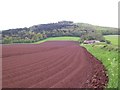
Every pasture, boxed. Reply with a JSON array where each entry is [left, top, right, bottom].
[[34, 36, 80, 44], [104, 35, 119, 46]]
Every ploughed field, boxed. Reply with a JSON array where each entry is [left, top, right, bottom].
[[2, 41, 108, 88]]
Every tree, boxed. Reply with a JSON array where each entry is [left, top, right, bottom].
[[3, 37, 13, 44], [36, 33, 43, 40], [32, 34, 38, 41], [80, 30, 105, 43], [106, 40, 111, 44]]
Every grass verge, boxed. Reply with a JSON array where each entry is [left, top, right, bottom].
[[82, 44, 118, 88]]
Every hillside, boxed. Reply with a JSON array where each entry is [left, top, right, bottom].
[[1, 21, 119, 44]]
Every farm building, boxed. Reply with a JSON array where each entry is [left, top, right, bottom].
[[83, 40, 100, 44]]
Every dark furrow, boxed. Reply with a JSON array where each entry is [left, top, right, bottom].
[[50, 47, 90, 88], [3, 46, 69, 71], [3, 48, 72, 80], [2, 46, 66, 66], [30, 47, 80, 88], [3, 46, 77, 87], [3, 46, 69, 70]]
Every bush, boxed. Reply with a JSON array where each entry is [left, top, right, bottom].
[[106, 40, 111, 44], [2, 37, 13, 44], [100, 39, 106, 42]]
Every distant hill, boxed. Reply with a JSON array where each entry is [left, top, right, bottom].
[[1, 21, 119, 44]]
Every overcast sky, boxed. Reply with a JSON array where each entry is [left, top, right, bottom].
[[0, 0, 119, 30]]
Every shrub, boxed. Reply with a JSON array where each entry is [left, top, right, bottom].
[[106, 40, 111, 44]]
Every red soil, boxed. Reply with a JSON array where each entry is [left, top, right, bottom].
[[2, 41, 108, 88]]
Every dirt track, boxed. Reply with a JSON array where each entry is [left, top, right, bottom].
[[2, 41, 108, 88]]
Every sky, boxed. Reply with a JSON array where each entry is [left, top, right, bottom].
[[0, 0, 119, 30]]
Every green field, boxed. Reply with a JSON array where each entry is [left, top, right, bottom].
[[104, 35, 119, 46], [35, 35, 119, 45], [34, 36, 80, 44]]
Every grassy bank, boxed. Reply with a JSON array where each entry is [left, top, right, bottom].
[[82, 44, 118, 88], [82, 35, 119, 88]]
